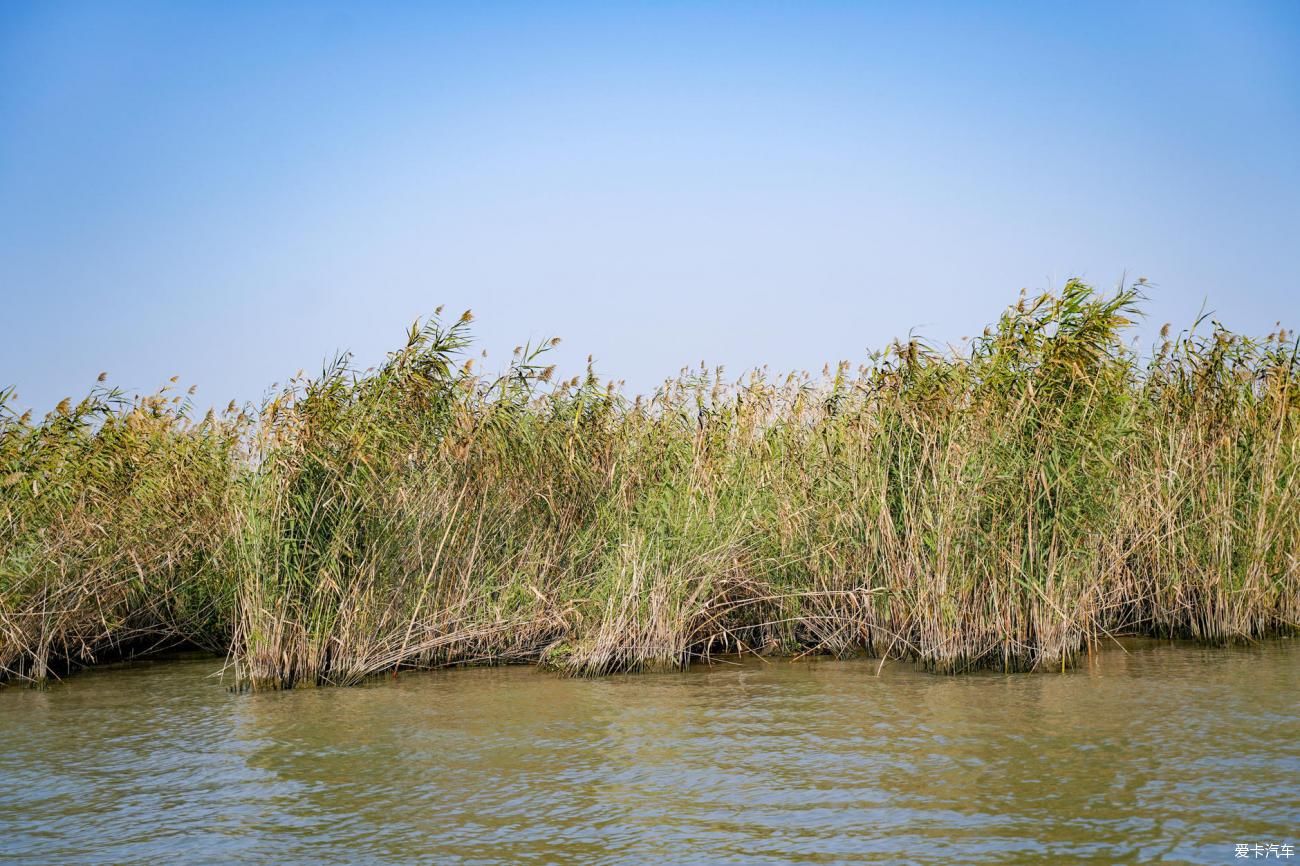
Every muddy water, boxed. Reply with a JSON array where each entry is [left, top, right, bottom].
[[1, 640, 1296, 865]]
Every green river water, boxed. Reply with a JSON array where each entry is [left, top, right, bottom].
[[1, 639, 1295, 865]]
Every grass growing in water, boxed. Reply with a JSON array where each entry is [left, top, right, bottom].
[[2, 282, 1297, 688]]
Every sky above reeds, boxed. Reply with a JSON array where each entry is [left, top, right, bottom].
[[2, 1, 1298, 410]]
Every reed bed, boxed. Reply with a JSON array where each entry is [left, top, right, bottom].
[[2, 282, 1296, 688]]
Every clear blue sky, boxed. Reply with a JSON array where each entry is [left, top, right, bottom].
[[2, 1, 1298, 410]]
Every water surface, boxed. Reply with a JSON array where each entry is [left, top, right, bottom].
[[2, 640, 1296, 865]]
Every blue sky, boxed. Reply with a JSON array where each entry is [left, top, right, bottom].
[[2, 1, 1298, 410]]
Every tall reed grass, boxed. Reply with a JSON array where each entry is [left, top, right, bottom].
[[2, 283, 1296, 687]]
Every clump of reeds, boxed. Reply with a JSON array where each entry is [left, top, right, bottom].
[[0, 380, 247, 683], [1, 281, 1296, 688]]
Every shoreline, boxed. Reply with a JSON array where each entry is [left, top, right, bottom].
[[8, 633, 1295, 692]]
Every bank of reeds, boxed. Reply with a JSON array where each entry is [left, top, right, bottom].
[[2, 282, 1296, 687]]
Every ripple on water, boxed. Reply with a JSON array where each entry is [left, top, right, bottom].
[[1, 640, 1296, 865]]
